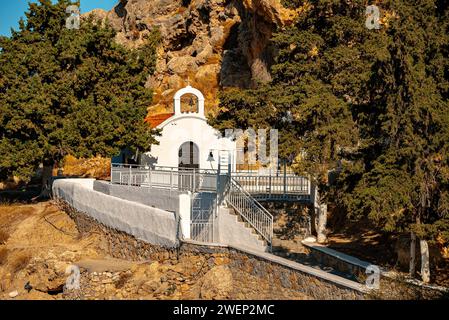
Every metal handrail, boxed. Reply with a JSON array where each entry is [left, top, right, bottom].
[[111, 163, 275, 246], [111, 164, 310, 196], [232, 174, 310, 195], [232, 170, 297, 176], [111, 163, 217, 174], [226, 177, 273, 245], [111, 163, 217, 192]]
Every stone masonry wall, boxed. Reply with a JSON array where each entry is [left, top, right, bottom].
[[56, 199, 366, 300]]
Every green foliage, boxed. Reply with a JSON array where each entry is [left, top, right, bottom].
[[213, 0, 449, 242], [340, 0, 449, 242], [0, 0, 159, 181], [279, 0, 303, 9]]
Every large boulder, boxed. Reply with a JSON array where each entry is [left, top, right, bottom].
[[200, 265, 233, 299], [167, 56, 198, 74]]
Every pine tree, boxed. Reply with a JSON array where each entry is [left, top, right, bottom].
[[339, 0, 449, 282], [212, 0, 368, 243], [0, 0, 159, 188], [212, 0, 449, 282]]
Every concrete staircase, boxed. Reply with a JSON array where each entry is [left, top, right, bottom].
[[218, 207, 268, 252]]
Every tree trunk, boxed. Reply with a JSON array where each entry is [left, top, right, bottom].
[[41, 160, 54, 198], [420, 239, 430, 283], [410, 231, 416, 277], [312, 183, 327, 244], [317, 202, 328, 244]]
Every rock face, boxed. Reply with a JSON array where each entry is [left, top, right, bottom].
[[84, 0, 298, 114]]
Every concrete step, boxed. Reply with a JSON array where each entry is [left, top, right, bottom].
[[227, 207, 268, 246]]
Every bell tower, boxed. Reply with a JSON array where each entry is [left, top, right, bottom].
[[173, 85, 205, 117]]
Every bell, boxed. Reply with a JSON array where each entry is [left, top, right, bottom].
[[188, 97, 195, 112], [207, 151, 215, 162]]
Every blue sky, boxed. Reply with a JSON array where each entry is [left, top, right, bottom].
[[0, 0, 118, 37]]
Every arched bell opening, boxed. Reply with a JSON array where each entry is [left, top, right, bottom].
[[173, 85, 205, 116], [180, 93, 199, 113]]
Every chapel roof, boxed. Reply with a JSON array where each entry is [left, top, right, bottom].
[[145, 85, 205, 128], [145, 113, 174, 128]]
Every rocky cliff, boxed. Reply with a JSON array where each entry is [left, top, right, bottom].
[[86, 0, 298, 115]]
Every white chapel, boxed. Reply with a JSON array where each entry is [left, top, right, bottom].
[[141, 85, 237, 171]]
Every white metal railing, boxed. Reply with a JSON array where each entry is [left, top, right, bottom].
[[111, 164, 311, 199], [110, 164, 310, 247], [191, 194, 215, 243], [111, 163, 217, 192], [232, 169, 297, 176], [226, 178, 273, 246], [232, 174, 310, 196], [191, 222, 214, 243]]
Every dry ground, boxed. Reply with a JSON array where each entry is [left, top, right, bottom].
[[0, 201, 311, 300]]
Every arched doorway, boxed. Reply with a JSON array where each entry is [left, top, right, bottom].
[[178, 141, 199, 191], [178, 141, 199, 170]]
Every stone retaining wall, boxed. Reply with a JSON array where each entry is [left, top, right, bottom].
[[303, 242, 369, 278], [302, 241, 449, 299], [56, 200, 366, 300]]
